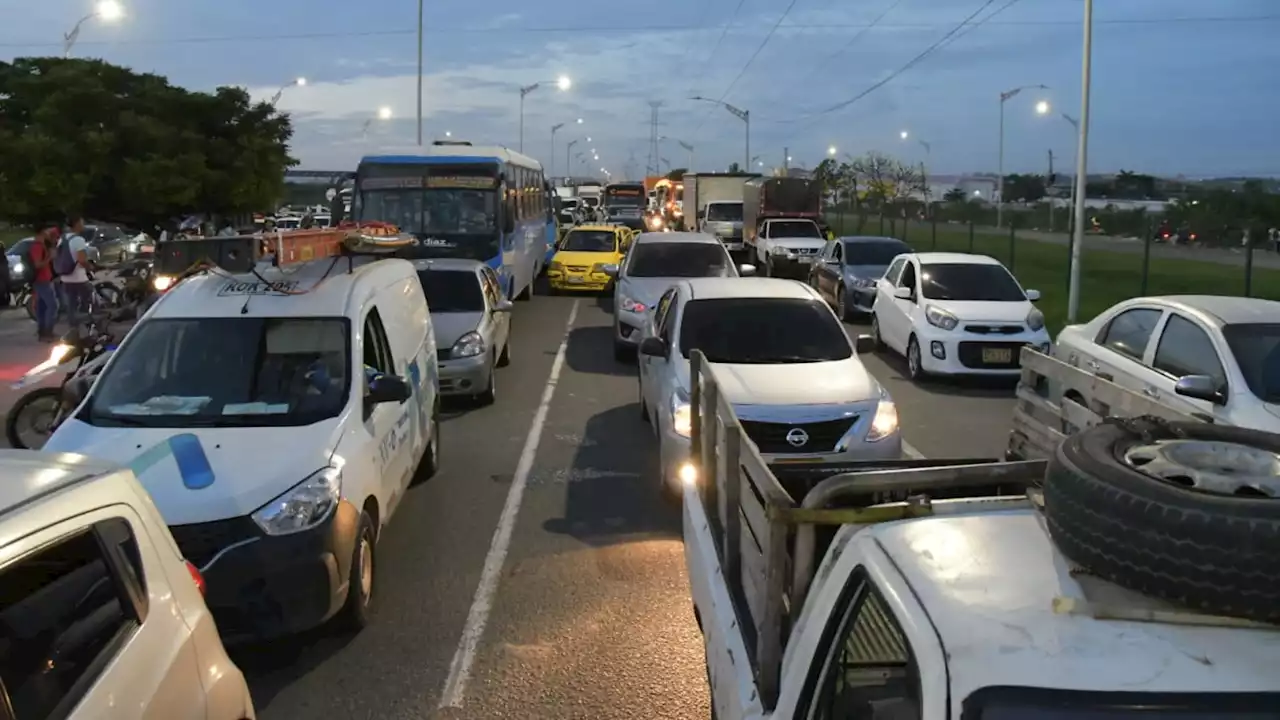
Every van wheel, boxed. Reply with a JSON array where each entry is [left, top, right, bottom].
[[476, 357, 497, 405], [516, 279, 533, 301], [413, 404, 440, 484], [336, 512, 376, 632]]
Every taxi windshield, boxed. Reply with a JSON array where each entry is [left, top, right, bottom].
[[83, 317, 351, 428], [561, 230, 616, 253]]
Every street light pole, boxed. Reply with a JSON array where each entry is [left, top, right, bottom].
[[1067, 0, 1093, 324], [690, 96, 749, 170], [416, 0, 423, 145], [550, 123, 565, 179], [997, 84, 1050, 228], [1061, 113, 1080, 235], [566, 140, 578, 180], [64, 0, 124, 57], [269, 77, 306, 106]]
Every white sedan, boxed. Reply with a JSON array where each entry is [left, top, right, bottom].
[[870, 252, 1050, 380], [1055, 294, 1280, 429]]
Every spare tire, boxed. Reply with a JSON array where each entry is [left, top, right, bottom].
[[1044, 416, 1280, 623]]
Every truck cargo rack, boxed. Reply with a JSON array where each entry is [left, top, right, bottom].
[[153, 225, 414, 278]]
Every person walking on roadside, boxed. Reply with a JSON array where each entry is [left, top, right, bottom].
[[28, 222, 60, 342], [55, 215, 94, 329]]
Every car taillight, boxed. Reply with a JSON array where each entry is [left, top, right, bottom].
[[186, 560, 206, 595]]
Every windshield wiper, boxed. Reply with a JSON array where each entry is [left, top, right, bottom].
[[91, 414, 157, 427]]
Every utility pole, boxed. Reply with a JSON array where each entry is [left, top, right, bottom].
[[646, 101, 663, 176], [1047, 149, 1056, 232]]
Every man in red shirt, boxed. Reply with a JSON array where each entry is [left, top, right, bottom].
[[28, 222, 59, 341]]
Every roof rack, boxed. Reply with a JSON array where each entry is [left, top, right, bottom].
[[153, 223, 413, 277]]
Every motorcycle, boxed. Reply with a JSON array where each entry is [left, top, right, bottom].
[[4, 317, 119, 450]]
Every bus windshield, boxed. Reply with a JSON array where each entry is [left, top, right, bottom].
[[355, 164, 502, 260]]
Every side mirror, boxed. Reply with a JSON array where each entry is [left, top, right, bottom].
[[854, 334, 876, 354], [367, 374, 411, 405], [603, 265, 619, 278], [493, 299, 514, 313], [638, 336, 668, 358], [738, 263, 756, 277], [1025, 288, 1041, 301], [893, 286, 913, 300], [1174, 375, 1226, 405]]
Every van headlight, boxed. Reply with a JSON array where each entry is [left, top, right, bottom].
[[1026, 307, 1045, 331], [866, 396, 899, 442], [451, 331, 486, 359], [924, 304, 958, 331], [251, 466, 341, 535], [670, 387, 692, 438]]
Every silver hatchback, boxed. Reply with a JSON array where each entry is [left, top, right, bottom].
[[413, 259, 513, 405]]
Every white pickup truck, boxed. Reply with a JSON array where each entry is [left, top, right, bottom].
[[683, 347, 1280, 719], [754, 218, 827, 279]]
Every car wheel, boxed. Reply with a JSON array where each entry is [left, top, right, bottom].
[[907, 335, 926, 381], [413, 403, 440, 484], [835, 285, 848, 321], [336, 511, 376, 632], [638, 369, 649, 423], [870, 313, 885, 350], [497, 336, 512, 367], [475, 356, 497, 405]]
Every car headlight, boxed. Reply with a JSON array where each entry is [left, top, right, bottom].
[[770, 246, 791, 256], [153, 275, 174, 291], [251, 466, 341, 536], [866, 397, 899, 442], [11, 261, 23, 274], [924, 304, 959, 331], [451, 331, 486, 359], [670, 387, 692, 438], [1026, 307, 1045, 331], [620, 295, 647, 313], [851, 276, 875, 288], [548, 261, 563, 273]]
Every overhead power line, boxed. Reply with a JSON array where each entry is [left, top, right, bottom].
[[689, 0, 750, 99], [0, 14, 1275, 48]]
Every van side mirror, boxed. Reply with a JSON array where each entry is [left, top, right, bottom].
[[493, 299, 514, 313], [1174, 375, 1226, 405], [738, 264, 756, 276], [854, 334, 875, 354], [367, 374, 411, 405], [638, 336, 668, 358]]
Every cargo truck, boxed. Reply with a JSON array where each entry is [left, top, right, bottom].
[[683, 172, 759, 252]]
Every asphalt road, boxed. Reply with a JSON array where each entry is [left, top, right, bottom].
[[0, 288, 1017, 718]]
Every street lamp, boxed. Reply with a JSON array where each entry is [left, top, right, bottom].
[[269, 77, 307, 106], [1067, 0, 1094, 324], [361, 106, 393, 138], [659, 136, 695, 171], [899, 131, 933, 204], [997, 83, 1051, 228], [1035, 100, 1051, 115], [691, 96, 750, 170], [566, 139, 578, 180], [828, 146, 837, 156], [518, 75, 572, 153], [900, 130, 909, 140], [64, 0, 124, 57]]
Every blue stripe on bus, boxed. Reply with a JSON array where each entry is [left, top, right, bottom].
[[360, 155, 501, 165]]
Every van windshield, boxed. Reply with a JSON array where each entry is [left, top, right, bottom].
[[83, 317, 351, 428]]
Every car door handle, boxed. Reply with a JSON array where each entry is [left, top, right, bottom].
[[1095, 371, 1113, 381], [1142, 386, 1159, 397], [1084, 359, 1100, 371]]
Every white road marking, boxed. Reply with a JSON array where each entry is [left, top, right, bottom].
[[903, 441, 923, 458], [437, 298, 580, 709]]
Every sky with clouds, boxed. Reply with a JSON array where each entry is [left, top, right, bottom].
[[5, 0, 1279, 179]]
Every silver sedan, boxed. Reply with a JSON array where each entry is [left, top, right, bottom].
[[413, 259, 512, 405]]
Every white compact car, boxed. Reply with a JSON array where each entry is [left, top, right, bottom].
[[871, 252, 1049, 380], [413, 258, 513, 404], [0, 450, 255, 720], [1055, 294, 1280, 429], [637, 277, 901, 495]]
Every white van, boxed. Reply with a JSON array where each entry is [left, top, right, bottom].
[[43, 256, 441, 642]]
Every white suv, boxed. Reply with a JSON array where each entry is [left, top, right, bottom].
[[0, 450, 255, 719]]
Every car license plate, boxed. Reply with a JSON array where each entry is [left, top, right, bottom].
[[982, 347, 1013, 363], [797, 256, 812, 263], [567, 276, 584, 284]]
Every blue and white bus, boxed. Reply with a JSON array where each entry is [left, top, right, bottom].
[[354, 141, 555, 301]]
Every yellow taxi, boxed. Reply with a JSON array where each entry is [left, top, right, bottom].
[[547, 224, 633, 293]]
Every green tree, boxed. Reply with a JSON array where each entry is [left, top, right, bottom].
[[0, 57, 297, 227], [943, 187, 966, 203], [1000, 173, 1047, 202]]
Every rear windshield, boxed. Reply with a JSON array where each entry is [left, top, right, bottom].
[[768, 220, 821, 238], [679, 298, 850, 364], [844, 239, 910, 265], [418, 269, 484, 312], [626, 243, 730, 278], [920, 262, 1025, 302], [561, 230, 616, 252], [705, 203, 743, 222]]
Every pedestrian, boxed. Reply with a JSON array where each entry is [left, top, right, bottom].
[[28, 221, 60, 342], [56, 215, 94, 328]]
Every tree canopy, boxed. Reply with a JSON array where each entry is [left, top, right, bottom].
[[0, 57, 297, 227]]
